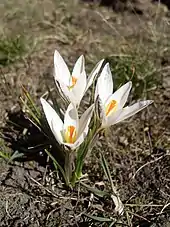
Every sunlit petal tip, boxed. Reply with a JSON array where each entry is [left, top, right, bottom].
[[53, 49, 70, 85], [146, 100, 154, 105], [101, 62, 113, 81], [54, 49, 60, 57], [40, 97, 45, 104], [91, 58, 105, 76], [126, 81, 132, 92], [97, 58, 105, 70], [136, 100, 154, 107], [72, 54, 85, 76], [95, 62, 113, 105], [76, 55, 85, 67], [79, 54, 85, 62], [105, 62, 110, 68], [112, 99, 154, 125], [54, 50, 64, 65], [92, 58, 105, 75], [71, 55, 87, 105], [121, 80, 133, 94], [119, 80, 132, 91], [100, 59, 105, 64], [127, 81, 132, 87], [40, 98, 52, 113], [101, 62, 110, 75]]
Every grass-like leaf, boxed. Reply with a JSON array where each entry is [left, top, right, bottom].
[[0, 35, 29, 65], [0, 150, 11, 160]]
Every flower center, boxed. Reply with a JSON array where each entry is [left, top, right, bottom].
[[68, 76, 77, 90], [105, 100, 117, 116], [65, 125, 77, 144]]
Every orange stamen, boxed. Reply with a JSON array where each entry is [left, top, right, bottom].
[[65, 126, 77, 144], [68, 76, 77, 90], [105, 100, 117, 116], [71, 76, 77, 86]]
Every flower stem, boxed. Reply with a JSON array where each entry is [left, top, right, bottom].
[[71, 127, 103, 186], [64, 150, 74, 187]]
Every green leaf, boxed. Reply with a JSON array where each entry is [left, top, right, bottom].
[[0, 151, 11, 160]]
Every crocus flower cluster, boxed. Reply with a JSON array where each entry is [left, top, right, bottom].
[[41, 50, 153, 150]]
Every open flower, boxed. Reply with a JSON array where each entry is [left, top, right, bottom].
[[41, 98, 94, 149], [95, 63, 153, 127], [54, 50, 104, 106]]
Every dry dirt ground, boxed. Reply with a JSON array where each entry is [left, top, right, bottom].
[[0, 0, 170, 226]]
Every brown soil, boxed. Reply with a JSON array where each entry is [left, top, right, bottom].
[[0, 0, 170, 226]]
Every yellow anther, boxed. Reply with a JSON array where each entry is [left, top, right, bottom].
[[105, 100, 117, 116], [65, 126, 77, 144], [68, 76, 77, 90]]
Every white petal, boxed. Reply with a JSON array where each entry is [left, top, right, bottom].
[[71, 68, 87, 106], [95, 63, 113, 104], [60, 82, 83, 106], [63, 131, 87, 150], [69, 115, 92, 150], [113, 100, 153, 125], [59, 81, 75, 103], [86, 59, 104, 91], [40, 98, 63, 144], [77, 104, 94, 138], [63, 103, 79, 133], [63, 105, 94, 150], [54, 50, 70, 86], [71, 131, 87, 149], [105, 81, 132, 109], [72, 55, 85, 80], [59, 80, 85, 107], [102, 109, 123, 128]]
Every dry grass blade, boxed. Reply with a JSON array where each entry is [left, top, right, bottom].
[[44, 149, 68, 186], [84, 213, 112, 222], [132, 152, 170, 179], [80, 181, 109, 198], [8, 150, 24, 163], [100, 152, 117, 195], [100, 153, 124, 215]]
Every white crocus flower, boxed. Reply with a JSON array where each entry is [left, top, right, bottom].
[[40, 98, 94, 150], [54, 50, 104, 106], [95, 63, 153, 127]]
